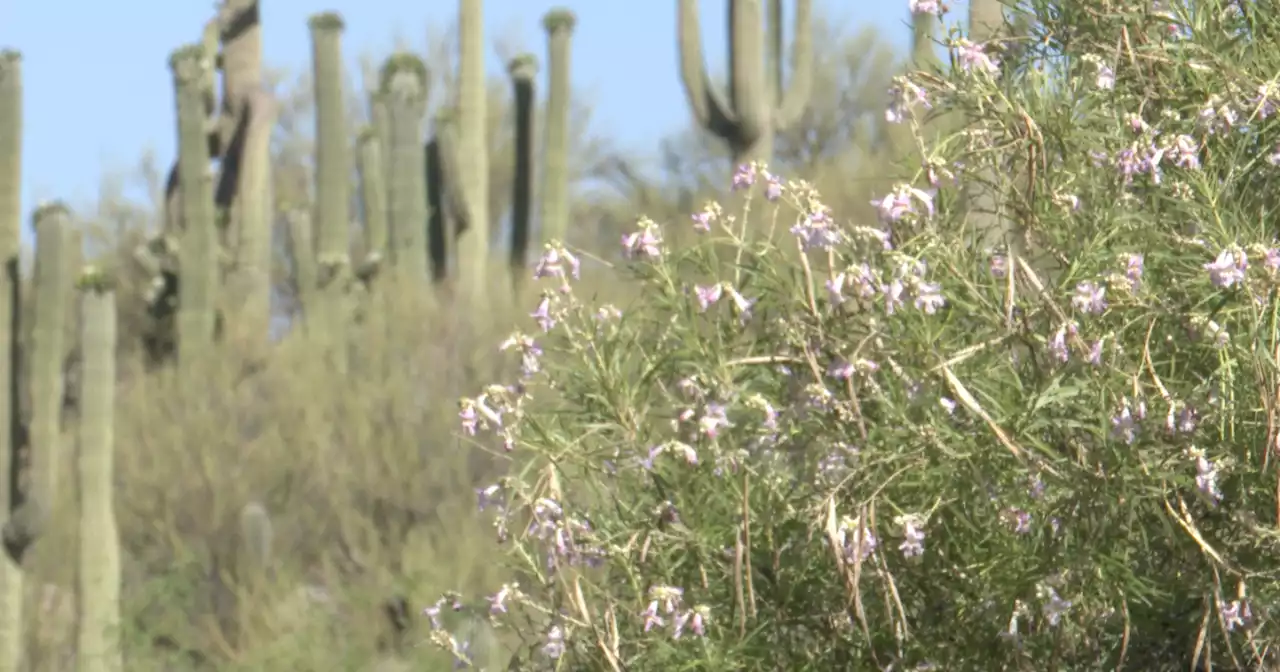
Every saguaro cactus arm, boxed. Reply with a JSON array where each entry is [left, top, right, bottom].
[[677, 0, 813, 164], [773, 0, 812, 129], [676, 0, 739, 141]]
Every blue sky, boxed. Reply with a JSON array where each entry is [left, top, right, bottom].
[[0, 0, 968, 231]]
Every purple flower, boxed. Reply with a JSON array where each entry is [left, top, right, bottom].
[[1195, 454, 1222, 503], [909, 0, 942, 15], [1071, 281, 1107, 315], [1111, 403, 1140, 444], [698, 404, 732, 438], [1095, 63, 1115, 90], [763, 171, 783, 200], [790, 207, 844, 250], [954, 39, 1000, 74], [530, 295, 556, 332], [622, 221, 664, 259], [1205, 248, 1247, 288], [825, 273, 846, 305], [694, 284, 723, 312], [914, 281, 946, 314], [886, 76, 931, 123], [871, 184, 935, 224], [533, 244, 580, 287], [990, 253, 1008, 278], [1122, 253, 1144, 291], [898, 517, 926, 558], [1171, 134, 1200, 169]]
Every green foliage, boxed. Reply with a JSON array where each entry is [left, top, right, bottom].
[[444, 2, 1280, 670]]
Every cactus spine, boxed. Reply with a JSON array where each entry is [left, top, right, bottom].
[[75, 269, 121, 672], [540, 10, 574, 249], [170, 45, 220, 365], [380, 54, 431, 282], [508, 55, 537, 278], [676, 0, 813, 167], [0, 49, 21, 672], [307, 12, 353, 345], [456, 0, 490, 302]]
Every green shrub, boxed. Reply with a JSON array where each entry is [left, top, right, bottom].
[[439, 1, 1280, 669]]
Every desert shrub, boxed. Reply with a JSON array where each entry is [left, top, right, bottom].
[[432, 1, 1280, 670]]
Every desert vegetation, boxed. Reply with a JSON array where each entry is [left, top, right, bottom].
[[5, 0, 1277, 670]]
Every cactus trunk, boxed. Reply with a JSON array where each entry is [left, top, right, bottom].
[[28, 203, 73, 536], [380, 54, 431, 283], [308, 12, 353, 351], [456, 0, 490, 303], [170, 45, 220, 364], [508, 56, 537, 279], [74, 271, 121, 672], [0, 49, 21, 672], [540, 10, 574, 249], [229, 90, 277, 344]]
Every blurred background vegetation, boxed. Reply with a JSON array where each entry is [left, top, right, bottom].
[[0, 0, 962, 669]]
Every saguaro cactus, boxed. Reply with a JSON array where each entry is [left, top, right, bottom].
[[966, 0, 1016, 256], [26, 203, 73, 542], [308, 12, 353, 341], [356, 127, 388, 277], [910, 1, 939, 69], [0, 49, 21, 672], [228, 89, 277, 343], [169, 45, 220, 365], [508, 55, 537, 277], [380, 53, 431, 282], [75, 268, 121, 672], [235, 501, 273, 645], [456, 0, 490, 302], [677, 0, 813, 167], [540, 9, 574, 249]]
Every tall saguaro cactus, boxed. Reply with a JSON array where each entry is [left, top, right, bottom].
[[75, 269, 121, 672], [966, 0, 1016, 256], [170, 45, 220, 366], [540, 9, 574, 250], [308, 12, 353, 342], [456, 0, 490, 302], [508, 55, 537, 278], [27, 203, 73, 539], [677, 0, 813, 167], [380, 54, 431, 283], [0, 49, 21, 672], [229, 89, 277, 344]]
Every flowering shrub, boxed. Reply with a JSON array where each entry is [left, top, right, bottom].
[[444, 0, 1280, 669]]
